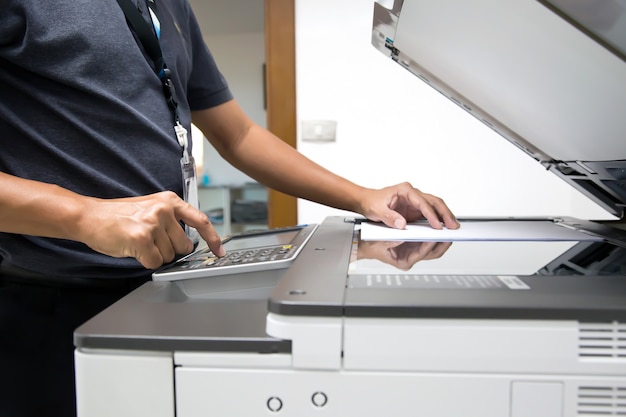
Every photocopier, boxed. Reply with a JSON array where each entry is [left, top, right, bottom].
[[74, 0, 626, 416]]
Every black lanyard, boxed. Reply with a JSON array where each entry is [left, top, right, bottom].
[[115, 0, 179, 123]]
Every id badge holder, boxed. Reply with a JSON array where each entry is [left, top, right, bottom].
[[176, 123, 200, 244]]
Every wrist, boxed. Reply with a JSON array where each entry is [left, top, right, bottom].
[[350, 185, 374, 218], [54, 186, 96, 243]]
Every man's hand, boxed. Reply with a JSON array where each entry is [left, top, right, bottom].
[[358, 182, 459, 230], [78, 191, 224, 269]]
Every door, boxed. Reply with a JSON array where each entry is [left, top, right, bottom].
[[265, 0, 298, 228]]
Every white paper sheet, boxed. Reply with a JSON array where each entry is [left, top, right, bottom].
[[360, 220, 601, 241]]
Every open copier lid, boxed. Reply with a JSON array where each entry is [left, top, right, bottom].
[[372, 0, 626, 219]]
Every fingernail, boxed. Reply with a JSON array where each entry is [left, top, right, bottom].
[[394, 218, 405, 229], [216, 246, 226, 257]]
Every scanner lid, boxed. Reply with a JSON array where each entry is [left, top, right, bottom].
[[372, 0, 626, 218]]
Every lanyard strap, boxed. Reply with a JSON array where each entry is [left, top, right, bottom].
[[115, 0, 180, 123]]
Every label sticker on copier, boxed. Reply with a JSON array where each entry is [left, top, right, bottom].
[[348, 274, 532, 290], [497, 275, 531, 290]]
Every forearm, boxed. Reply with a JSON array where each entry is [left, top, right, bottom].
[[213, 124, 369, 214], [0, 172, 224, 268], [194, 102, 371, 213], [0, 172, 87, 240], [214, 126, 459, 230]]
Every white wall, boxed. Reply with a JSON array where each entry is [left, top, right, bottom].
[[295, 0, 614, 224], [197, 32, 266, 186]]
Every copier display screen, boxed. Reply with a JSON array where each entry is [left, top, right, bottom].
[[221, 230, 301, 251]]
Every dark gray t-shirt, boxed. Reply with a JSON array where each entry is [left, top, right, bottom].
[[0, 0, 233, 278]]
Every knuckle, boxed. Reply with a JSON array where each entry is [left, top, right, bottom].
[[207, 235, 221, 246], [197, 213, 211, 225], [142, 257, 162, 270], [150, 201, 172, 214], [160, 190, 180, 201], [162, 251, 176, 264], [136, 249, 163, 269], [398, 181, 413, 191]]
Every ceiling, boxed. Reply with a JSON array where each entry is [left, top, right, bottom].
[[188, 0, 265, 35]]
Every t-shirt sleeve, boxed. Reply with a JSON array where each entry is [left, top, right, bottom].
[[185, 5, 234, 111]]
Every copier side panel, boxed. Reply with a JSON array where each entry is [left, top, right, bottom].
[[342, 318, 626, 376], [174, 362, 626, 417], [75, 349, 175, 417]]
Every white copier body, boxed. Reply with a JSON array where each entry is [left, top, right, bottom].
[[75, 0, 626, 416]]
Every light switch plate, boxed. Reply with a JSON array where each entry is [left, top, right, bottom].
[[301, 120, 337, 142]]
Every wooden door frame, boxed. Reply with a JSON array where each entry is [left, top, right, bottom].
[[264, 0, 298, 228]]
